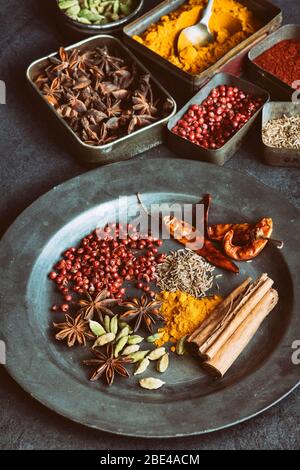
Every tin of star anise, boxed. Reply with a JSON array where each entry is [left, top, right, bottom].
[[28, 36, 176, 163], [53, 313, 94, 347], [32, 43, 171, 147], [95, 46, 124, 74], [78, 289, 119, 322], [83, 344, 132, 386], [120, 294, 162, 333]]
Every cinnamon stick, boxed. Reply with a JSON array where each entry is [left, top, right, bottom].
[[202, 288, 279, 377], [187, 277, 252, 354], [199, 274, 274, 360]]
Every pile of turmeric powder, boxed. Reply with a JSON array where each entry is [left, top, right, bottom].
[[156, 291, 222, 347], [133, 0, 259, 75]]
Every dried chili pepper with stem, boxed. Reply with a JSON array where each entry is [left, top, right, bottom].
[[223, 218, 274, 261], [137, 192, 239, 273]]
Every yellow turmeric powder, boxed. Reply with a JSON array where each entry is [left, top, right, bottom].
[[133, 0, 259, 75], [156, 291, 222, 347]]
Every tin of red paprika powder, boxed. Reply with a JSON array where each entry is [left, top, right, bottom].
[[248, 24, 300, 100], [254, 39, 300, 87]]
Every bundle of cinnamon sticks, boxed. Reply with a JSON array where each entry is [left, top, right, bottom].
[[187, 274, 278, 377]]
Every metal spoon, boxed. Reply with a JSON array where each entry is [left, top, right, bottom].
[[178, 0, 215, 52]]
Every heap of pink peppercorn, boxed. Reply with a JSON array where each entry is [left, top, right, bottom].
[[48, 223, 165, 313], [172, 85, 263, 150]]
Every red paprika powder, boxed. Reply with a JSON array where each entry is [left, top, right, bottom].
[[254, 39, 300, 87]]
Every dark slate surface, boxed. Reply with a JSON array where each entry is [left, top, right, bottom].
[[0, 0, 299, 450]]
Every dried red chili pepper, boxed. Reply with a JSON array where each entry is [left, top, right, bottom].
[[163, 215, 239, 274], [223, 218, 273, 261], [209, 223, 252, 244]]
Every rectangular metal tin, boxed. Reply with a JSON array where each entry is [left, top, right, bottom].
[[124, 0, 282, 93], [248, 24, 300, 100], [262, 102, 300, 167], [167, 72, 270, 165], [26, 35, 177, 165]]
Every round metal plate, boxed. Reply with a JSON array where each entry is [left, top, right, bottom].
[[0, 158, 299, 437]]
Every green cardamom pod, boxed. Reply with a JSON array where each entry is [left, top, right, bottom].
[[110, 13, 119, 21], [146, 332, 163, 343], [176, 336, 187, 356], [128, 350, 150, 363], [139, 377, 165, 390], [78, 8, 103, 21], [97, 4, 105, 14], [120, 0, 132, 15], [148, 347, 166, 361], [115, 325, 130, 341], [134, 358, 150, 375], [114, 335, 128, 358], [157, 353, 169, 373], [104, 315, 111, 333], [118, 320, 128, 329], [110, 314, 118, 335], [127, 335, 144, 345], [88, 0, 99, 8], [89, 320, 106, 337], [75, 16, 91, 23], [93, 332, 115, 348], [122, 344, 140, 356], [112, 0, 119, 15], [66, 5, 81, 16], [58, 0, 79, 10]]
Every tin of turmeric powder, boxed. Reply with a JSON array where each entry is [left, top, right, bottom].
[[133, 0, 259, 75]]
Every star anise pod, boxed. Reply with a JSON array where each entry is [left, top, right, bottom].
[[85, 108, 107, 125], [95, 46, 124, 74], [81, 116, 99, 141], [60, 72, 74, 90], [57, 104, 78, 119], [83, 344, 132, 386], [67, 92, 87, 113], [132, 91, 157, 116], [35, 73, 49, 88], [42, 77, 62, 107], [73, 75, 91, 90], [120, 294, 162, 333], [53, 313, 94, 347], [97, 122, 117, 145], [69, 49, 94, 72], [112, 67, 134, 89], [105, 96, 123, 117], [128, 114, 156, 134], [49, 47, 70, 75], [137, 74, 152, 95], [97, 81, 119, 96], [78, 289, 119, 322]]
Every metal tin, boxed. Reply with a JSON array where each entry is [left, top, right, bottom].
[[262, 102, 300, 167], [248, 24, 300, 100], [167, 73, 270, 166], [123, 0, 282, 93], [55, 0, 144, 36], [26, 35, 176, 165]]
